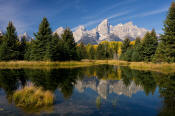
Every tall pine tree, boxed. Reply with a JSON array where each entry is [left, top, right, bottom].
[[120, 38, 131, 60], [0, 22, 20, 60], [131, 37, 143, 61], [19, 36, 27, 60], [61, 28, 78, 60], [154, 2, 175, 62], [142, 29, 158, 62], [30, 17, 52, 61]]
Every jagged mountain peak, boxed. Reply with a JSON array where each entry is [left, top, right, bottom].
[[0, 30, 3, 36], [53, 19, 149, 44], [76, 25, 86, 31], [97, 18, 110, 36], [124, 21, 133, 26], [18, 32, 31, 41], [54, 27, 64, 36]]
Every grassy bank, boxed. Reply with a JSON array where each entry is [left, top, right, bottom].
[[0, 60, 127, 69], [128, 62, 175, 74], [0, 60, 174, 73]]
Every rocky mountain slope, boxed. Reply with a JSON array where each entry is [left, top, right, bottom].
[[18, 32, 31, 41], [54, 19, 149, 44]]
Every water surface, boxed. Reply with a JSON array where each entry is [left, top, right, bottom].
[[0, 65, 174, 116]]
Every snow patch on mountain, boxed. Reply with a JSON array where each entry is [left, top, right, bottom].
[[18, 32, 31, 41], [0, 30, 3, 37], [54, 19, 149, 44], [53, 27, 64, 36]]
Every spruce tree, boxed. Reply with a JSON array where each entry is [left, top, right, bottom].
[[61, 28, 77, 60], [121, 38, 130, 54], [30, 17, 52, 61], [49, 33, 62, 61], [89, 46, 96, 59], [131, 37, 143, 61], [97, 44, 105, 59], [142, 30, 158, 62], [0, 22, 20, 60], [154, 2, 175, 62], [120, 38, 131, 60], [76, 42, 87, 60], [19, 36, 27, 60]]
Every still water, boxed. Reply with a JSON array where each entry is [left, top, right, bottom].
[[0, 65, 174, 116]]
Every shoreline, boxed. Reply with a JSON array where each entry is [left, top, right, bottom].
[[0, 60, 174, 73]]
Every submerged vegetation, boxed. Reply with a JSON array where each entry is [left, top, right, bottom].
[[12, 85, 54, 109]]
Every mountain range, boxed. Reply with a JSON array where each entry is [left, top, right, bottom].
[[0, 19, 149, 44], [54, 19, 149, 44]]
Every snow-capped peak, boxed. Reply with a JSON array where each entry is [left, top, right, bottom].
[[54, 27, 64, 36], [0, 30, 3, 36], [124, 21, 133, 26], [53, 19, 149, 44], [97, 19, 110, 35], [18, 32, 31, 41], [77, 25, 86, 31]]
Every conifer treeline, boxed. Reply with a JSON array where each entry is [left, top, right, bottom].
[[0, 2, 175, 62], [0, 18, 119, 61]]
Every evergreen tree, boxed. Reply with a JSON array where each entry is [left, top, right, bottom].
[[49, 33, 62, 61], [120, 38, 131, 60], [135, 37, 141, 45], [88, 46, 96, 59], [154, 2, 175, 62], [61, 28, 78, 60], [76, 42, 87, 60], [142, 30, 158, 62], [24, 41, 32, 60], [30, 17, 52, 61], [0, 33, 3, 45], [97, 44, 105, 59], [121, 38, 130, 54], [19, 36, 27, 60], [131, 37, 143, 61], [0, 22, 20, 60]]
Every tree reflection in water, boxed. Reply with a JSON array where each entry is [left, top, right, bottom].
[[0, 65, 174, 115]]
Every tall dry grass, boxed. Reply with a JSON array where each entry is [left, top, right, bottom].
[[13, 85, 54, 108], [0, 60, 174, 73]]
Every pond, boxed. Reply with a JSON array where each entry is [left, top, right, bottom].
[[0, 65, 174, 116]]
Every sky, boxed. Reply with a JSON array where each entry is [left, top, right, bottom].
[[0, 0, 173, 36]]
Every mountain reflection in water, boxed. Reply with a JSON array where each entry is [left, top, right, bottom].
[[0, 65, 174, 116]]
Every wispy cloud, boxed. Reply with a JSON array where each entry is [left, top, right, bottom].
[[0, 0, 69, 34], [118, 6, 169, 21], [72, 10, 131, 31], [83, 0, 136, 20]]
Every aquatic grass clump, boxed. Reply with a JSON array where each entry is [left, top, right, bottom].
[[12, 85, 54, 108]]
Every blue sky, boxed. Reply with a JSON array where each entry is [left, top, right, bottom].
[[0, 0, 172, 36]]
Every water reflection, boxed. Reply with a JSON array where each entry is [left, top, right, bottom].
[[0, 65, 174, 115]]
